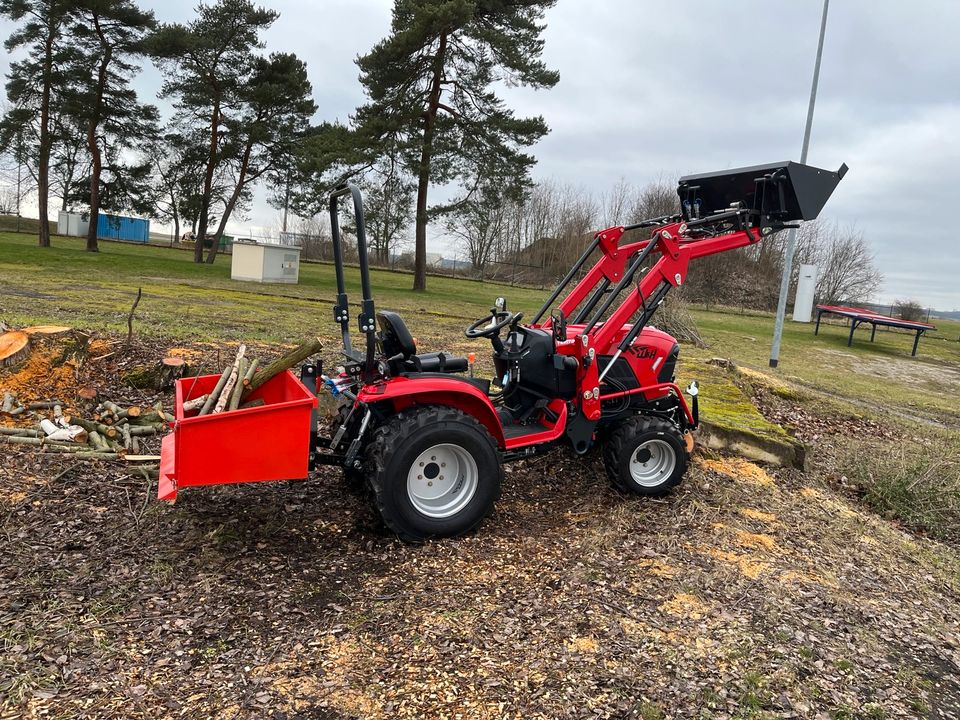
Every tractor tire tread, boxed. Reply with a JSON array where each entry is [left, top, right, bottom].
[[603, 415, 687, 497], [365, 405, 502, 542]]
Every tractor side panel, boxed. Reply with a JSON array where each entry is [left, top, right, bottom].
[[586, 324, 679, 397], [619, 327, 681, 389]]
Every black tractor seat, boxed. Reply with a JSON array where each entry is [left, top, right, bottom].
[[377, 310, 468, 375]]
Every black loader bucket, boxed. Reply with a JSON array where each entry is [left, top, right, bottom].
[[677, 161, 847, 226]]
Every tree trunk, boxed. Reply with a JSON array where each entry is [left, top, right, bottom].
[[205, 139, 253, 264], [412, 32, 448, 292], [37, 24, 55, 248], [85, 31, 112, 253], [195, 94, 220, 263]]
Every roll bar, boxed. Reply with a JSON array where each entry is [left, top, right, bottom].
[[329, 183, 376, 374]]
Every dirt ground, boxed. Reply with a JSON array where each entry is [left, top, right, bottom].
[[2, 337, 960, 719]]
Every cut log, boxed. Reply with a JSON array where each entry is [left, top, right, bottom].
[[0, 427, 41, 437], [239, 398, 266, 410], [126, 406, 141, 418], [124, 455, 161, 462], [121, 423, 132, 450], [200, 365, 231, 416], [6, 436, 84, 448], [129, 425, 163, 437], [241, 358, 260, 387], [182, 394, 209, 414], [134, 411, 173, 425], [22, 325, 72, 336], [66, 416, 116, 439], [0, 331, 30, 367], [27, 401, 63, 410], [228, 358, 248, 411], [214, 345, 246, 413], [38, 444, 97, 453], [1, 392, 14, 413], [243, 338, 322, 397]]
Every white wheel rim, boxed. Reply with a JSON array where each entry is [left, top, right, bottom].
[[406, 443, 479, 519], [629, 439, 676, 487]]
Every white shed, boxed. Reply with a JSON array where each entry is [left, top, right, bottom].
[[57, 211, 89, 237], [231, 241, 301, 284]]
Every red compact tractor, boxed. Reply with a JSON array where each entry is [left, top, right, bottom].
[[160, 160, 845, 542]]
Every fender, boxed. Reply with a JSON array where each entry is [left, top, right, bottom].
[[357, 376, 506, 448]]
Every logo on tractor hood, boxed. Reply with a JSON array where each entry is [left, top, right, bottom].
[[627, 345, 659, 360]]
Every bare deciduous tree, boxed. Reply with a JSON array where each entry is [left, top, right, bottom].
[[815, 226, 883, 304], [895, 299, 925, 322]]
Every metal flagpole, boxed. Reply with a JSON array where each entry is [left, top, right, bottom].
[[769, 0, 830, 368]]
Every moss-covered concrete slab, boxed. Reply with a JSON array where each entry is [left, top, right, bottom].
[[679, 357, 805, 469]]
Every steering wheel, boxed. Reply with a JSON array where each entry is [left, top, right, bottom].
[[465, 310, 523, 339]]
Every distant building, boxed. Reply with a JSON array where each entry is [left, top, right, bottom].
[[58, 210, 150, 243]]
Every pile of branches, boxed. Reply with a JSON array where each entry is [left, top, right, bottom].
[[655, 293, 706, 348], [1, 394, 170, 478], [190, 339, 323, 416]]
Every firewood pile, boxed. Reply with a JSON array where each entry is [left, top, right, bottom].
[[190, 339, 323, 416], [0, 393, 170, 479], [1, 337, 325, 482]]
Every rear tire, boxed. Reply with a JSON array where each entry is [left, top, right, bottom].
[[603, 416, 687, 497], [365, 406, 502, 542]]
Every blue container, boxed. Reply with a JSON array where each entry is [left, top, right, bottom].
[[96, 213, 150, 243]]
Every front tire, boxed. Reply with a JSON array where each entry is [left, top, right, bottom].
[[365, 406, 502, 542], [603, 416, 688, 496]]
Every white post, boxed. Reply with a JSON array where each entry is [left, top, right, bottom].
[[792, 264, 818, 323]]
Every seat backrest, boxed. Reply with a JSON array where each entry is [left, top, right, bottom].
[[377, 310, 416, 359]]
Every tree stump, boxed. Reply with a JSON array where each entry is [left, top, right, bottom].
[[123, 357, 191, 390], [0, 331, 30, 367], [22, 325, 73, 337]]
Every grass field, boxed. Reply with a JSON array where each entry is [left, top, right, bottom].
[[0, 231, 547, 341]]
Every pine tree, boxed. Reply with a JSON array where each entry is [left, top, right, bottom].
[[353, 0, 559, 290], [0, 0, 75, 247], [68, 0, 157, 252], [204, 52, 315, 264], [149, 0, 278, 263]]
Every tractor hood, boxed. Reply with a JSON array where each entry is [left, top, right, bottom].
[[677, 160, 847, 225]]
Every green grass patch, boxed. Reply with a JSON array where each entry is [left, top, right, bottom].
[[0, 231, 548, 344], [836, 432, 960, 541], [688, 307, 960, 424]]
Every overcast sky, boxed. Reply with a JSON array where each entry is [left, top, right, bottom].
[[3, 1, 959, 309]]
